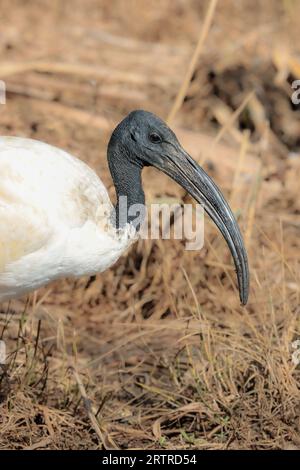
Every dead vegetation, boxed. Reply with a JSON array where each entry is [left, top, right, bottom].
[[0, 0, 299, 450]]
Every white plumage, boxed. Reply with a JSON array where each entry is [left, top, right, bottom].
[[0, 137, 135, 302]]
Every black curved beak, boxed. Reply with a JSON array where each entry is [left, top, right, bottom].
[[153, 143, 249, 305]]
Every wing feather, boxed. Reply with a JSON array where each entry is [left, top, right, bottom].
[[0, 136, 112, 272]]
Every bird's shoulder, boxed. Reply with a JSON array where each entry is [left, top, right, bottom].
[[0, 136, 112, 223], [0, 136, 113, 270]]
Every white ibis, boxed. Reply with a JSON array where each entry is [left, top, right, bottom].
[[0, 110, 249, 304]]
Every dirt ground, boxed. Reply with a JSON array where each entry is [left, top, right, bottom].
[[0, 0, 299, 450]]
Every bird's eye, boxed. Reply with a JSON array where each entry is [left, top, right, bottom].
[[130, 132, 137, 142], [149, 132, 162, 144]]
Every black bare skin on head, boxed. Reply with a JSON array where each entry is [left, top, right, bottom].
[[107, 110, 178, 227], [107, 109, 249, 305]]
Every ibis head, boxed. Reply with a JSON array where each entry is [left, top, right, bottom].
[[108, 110, 249, 305]]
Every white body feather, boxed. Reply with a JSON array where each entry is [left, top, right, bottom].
[[0, 137, 136, 302]]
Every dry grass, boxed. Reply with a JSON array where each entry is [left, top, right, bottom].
[[0, 0, 299, 450]]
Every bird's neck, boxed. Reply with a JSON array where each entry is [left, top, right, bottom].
[[108, 145, 145, 230]]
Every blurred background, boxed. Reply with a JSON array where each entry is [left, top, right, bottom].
[[0, 0, 299, 450]]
